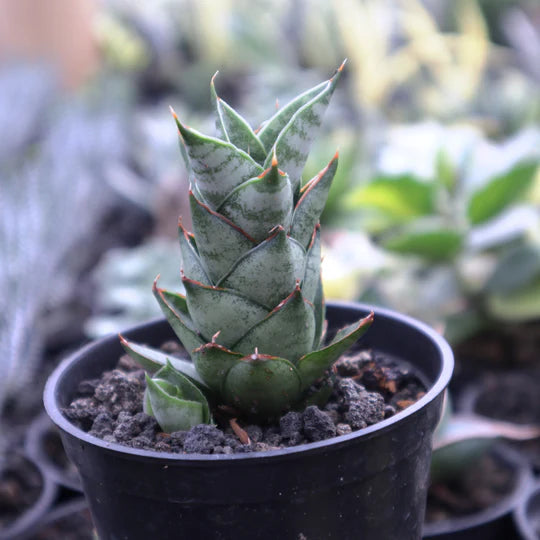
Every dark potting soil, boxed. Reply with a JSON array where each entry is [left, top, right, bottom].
[[62, 342, 426, 454], [425, 451, 516, 523], [0, 454, 43, 530]]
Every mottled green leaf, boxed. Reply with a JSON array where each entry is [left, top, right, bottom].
[[178, 219, 211, 285], [219, 226, 305, 309], [218, 158, 293, 243], [467, 161, 538, 225], [290, 154, 338, 248], [232, 287, 315, 362], [257, 62, 345, 150], [119, 337, 206, 386], [191, 341, 243, 393], [152, 281, 204, 354], [223, 353, 302, 418], [145, 375, 205, 432], [190, 190, 255, 283], [297, 312, 373, 390], [345, 174, 435, 222], [263, 65, 343, 195], [174, 116, 263, 209], [211, 73, 267, 163], [301, 225, 321, 305], [183, 277, 269, 348], [383, 226, 463, 261]]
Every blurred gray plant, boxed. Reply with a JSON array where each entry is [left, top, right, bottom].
[[0, 64, 127, 420]]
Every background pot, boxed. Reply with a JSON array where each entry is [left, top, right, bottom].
[[0, 452, 58, 540], [423, 444, 533, 540], [44, 301, 453, 540], [514, 480, 540, 540], [25, 412, 82, 492]]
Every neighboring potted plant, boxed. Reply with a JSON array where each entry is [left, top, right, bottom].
[[45, 65, 453, 540], [424, 396, 538, 539]]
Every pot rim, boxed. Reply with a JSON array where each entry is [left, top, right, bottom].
[[44, 300, 453, 462], [514, 479, 540, 540]]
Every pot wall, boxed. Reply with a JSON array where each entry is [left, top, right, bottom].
[[45, 302, 453, 540]]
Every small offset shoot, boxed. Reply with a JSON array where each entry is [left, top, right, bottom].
[[120, 62, 376, 432]]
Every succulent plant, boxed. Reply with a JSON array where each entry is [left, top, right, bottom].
[[121, 64, 374, 430]]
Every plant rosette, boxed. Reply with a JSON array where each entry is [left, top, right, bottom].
[[44, 67, 453, 539]]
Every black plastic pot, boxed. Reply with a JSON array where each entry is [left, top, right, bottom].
[[24, 411, 82, 492], [514, 480, 540, 540], [44, 301, 453, 540], [0, 453, 58, 540], [422, 445, 533, 540]]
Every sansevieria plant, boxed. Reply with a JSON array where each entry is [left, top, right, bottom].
[[120, 63, 374, 432]]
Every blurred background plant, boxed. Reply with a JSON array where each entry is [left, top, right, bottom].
[[0, 62, 130, 444], [1, 0, 539, 422]]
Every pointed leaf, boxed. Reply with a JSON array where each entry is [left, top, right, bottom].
[[119, 337, 207, 386], [218, 159, 293, 243], [174, 117, 263, 209], [191, 342, 243, 393], [257, 64, 345, 150], [297, 312, 374, 390], [467, 161, 538, 225], [223, 353, 302, 418], [145, 374, 205, 432], [232, 287, 315, 362], [190, 190, 255, 283], [211, 73, 267, 163], [290, 154, 338, 248], [152, 281, 205, 354], [178, 220, 211, 285], [183, 277, 269, 348], [301, 225, 321, 305], [219, 226, 305, 309], [263, 66, 343, 194]]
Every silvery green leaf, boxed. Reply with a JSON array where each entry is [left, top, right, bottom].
[[290, 153, 338, 249], [183, 277, 269, 348], [178, 219, 211, 285], [145, 374, 205, 432], [191, 341, 243, 393], [174, 116, 263, 209], [301, 225, 321, 305], [257, 62, 346, 151], [218, 158, 293, 243], [232, 287, 315, 362], [119, 337, 206, 387], [211, 73, 267, 163], [190, 190, 255, 283], [218, 226, 305, 309], [263, 64, 343, 195], [297, 312, 374, 390], [223, 352, 302, 419], [152, 280, 205, 354]]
